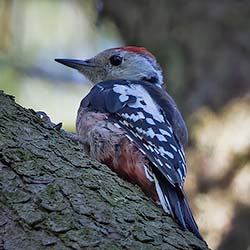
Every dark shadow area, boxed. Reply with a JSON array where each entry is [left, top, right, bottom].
[[218, 203, 250, 250]]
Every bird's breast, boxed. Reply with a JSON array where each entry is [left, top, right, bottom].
[[76, 107, 158, 201]]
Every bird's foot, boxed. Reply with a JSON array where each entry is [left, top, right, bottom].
[[36, 111, 62, 131], [36, 111, 87, 147]]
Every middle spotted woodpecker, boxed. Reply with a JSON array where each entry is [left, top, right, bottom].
[[55, 46, 204, 241]]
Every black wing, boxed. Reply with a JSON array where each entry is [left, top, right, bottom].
[[81, 80, 187, 187]]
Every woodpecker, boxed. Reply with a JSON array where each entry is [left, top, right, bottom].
[[55, 46, 204, 240]]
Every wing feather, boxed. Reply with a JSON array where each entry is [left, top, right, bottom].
[[81, 80, 187, 187]]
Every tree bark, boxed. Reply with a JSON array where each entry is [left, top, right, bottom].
[[0, 91, 208, 250]]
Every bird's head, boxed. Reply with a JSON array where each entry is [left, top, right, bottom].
[[55, 46, 163, 87]]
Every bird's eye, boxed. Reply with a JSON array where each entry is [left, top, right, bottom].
[[109, 55, 123, 66]]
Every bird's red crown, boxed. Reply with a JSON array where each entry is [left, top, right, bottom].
[[111, 46, 156, 60]]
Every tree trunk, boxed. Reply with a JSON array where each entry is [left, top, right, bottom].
[[0, 91, 208, 250]]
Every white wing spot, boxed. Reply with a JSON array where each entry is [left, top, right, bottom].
[[170, 144, 177, 152], [148, 145, 155, 152], [131, 130, 143, 140], [178, 149, 185, 162], [125, 134, 133, 141], [166, 151, 174, 159], [113, 84, 164, 122], [153, 175, 171, 214], [182, 163, 187, 176], [165, 163, 172, 169], [129, 113, 140, 122], [146, 128, 155, 138], [122, 112, 145, 122], [159, 146, 174, 159], [156, 134, 167, 142], [138, 147, 146, 155], [154, 147, 159, 154], [146, 118, 156, 125], [136, 127, 145, 135], [144, 165, 154, 182], [156, 158, 164, 166], [136, 127, 156, 139], [121, 113, 130, 119], [168, 126, 173, 133], [119, 94, 129, 102], [177, 168, 183, 180], [137, 111, 145, 119], [159, 128, 171, 137], [114, 123, 121, 128], [122, 120, 129, 126], [167, 174, 174, 183]]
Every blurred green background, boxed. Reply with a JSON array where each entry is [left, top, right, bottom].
[[0, 1, 249, 249]]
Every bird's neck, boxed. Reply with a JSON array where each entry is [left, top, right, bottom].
[[141, 74, 163, 88]]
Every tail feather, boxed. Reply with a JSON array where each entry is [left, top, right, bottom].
[[154, 170, 204, 241]]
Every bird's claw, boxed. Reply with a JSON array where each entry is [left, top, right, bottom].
[[36, 111, 82, 144], [53, 122, 63, 131], [36, 111, 62, 131]]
